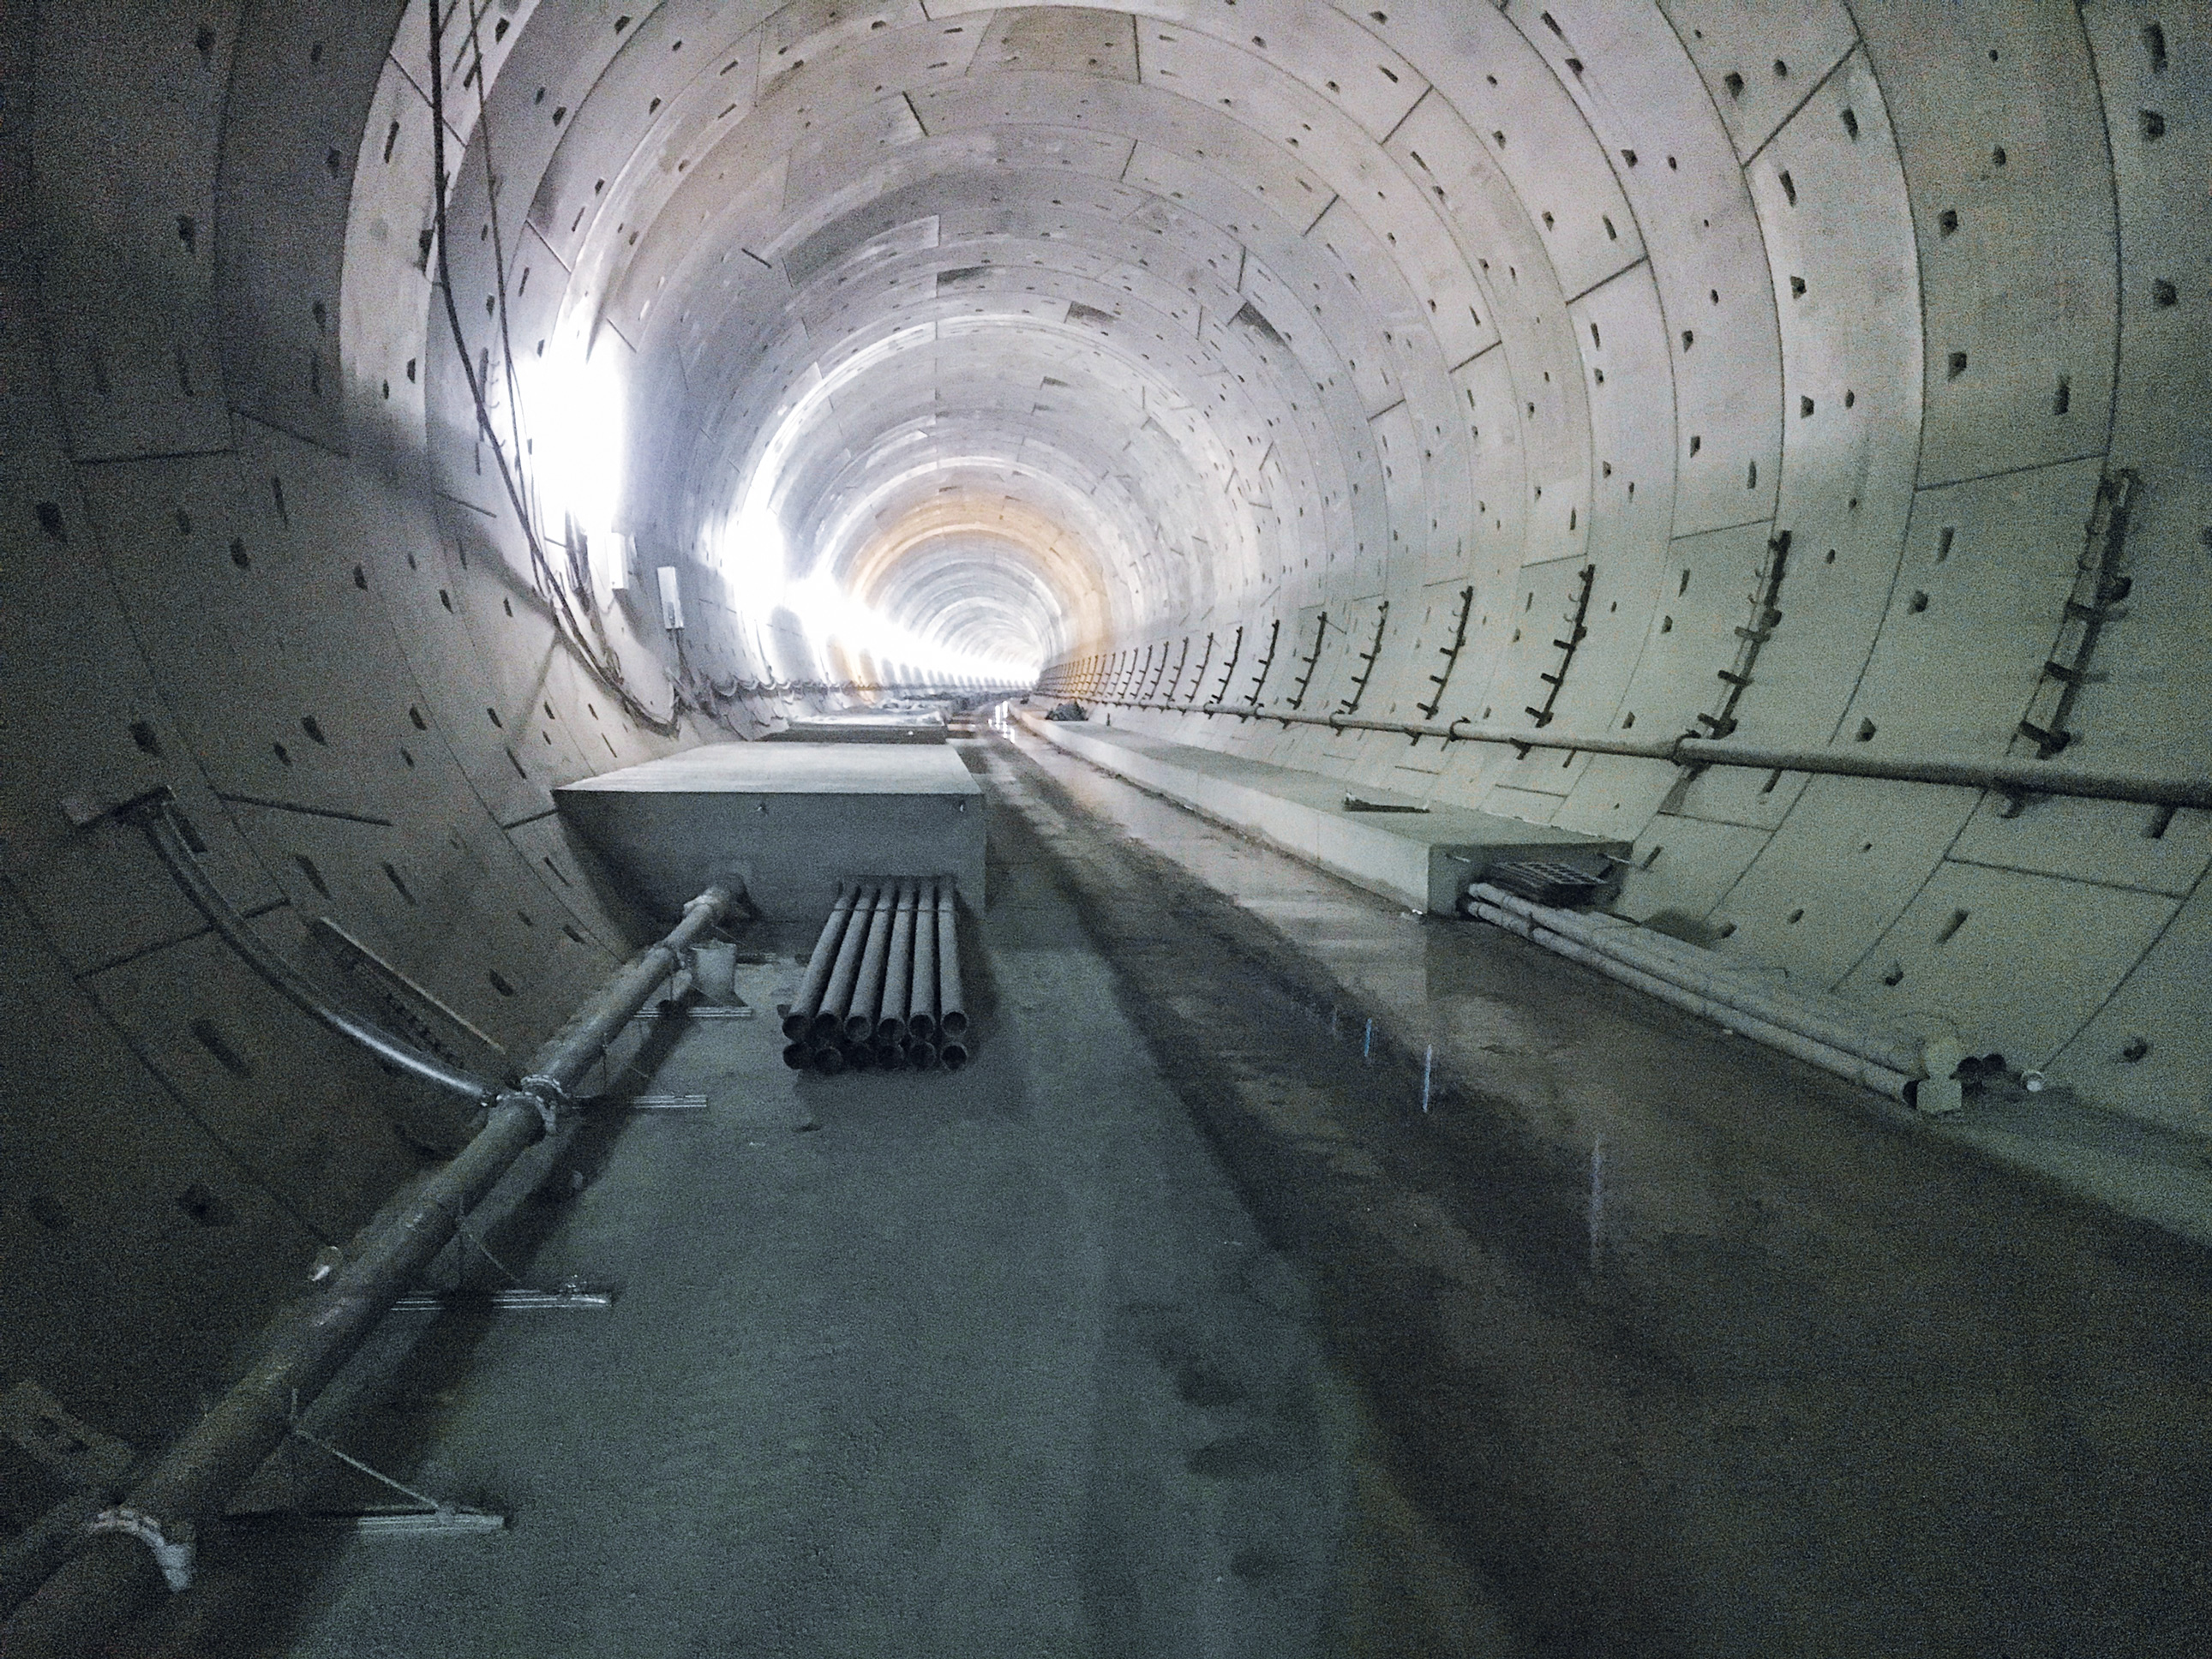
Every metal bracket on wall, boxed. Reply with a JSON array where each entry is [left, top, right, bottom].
[[1208, 625, 1244, 714], [1183, 632, 1215, 705], [1242, 617, 1281, 716], [1338, 602, 1389, 716], [2017, 470, 2136, 761], [1413, 584, 1477, 738], [1158, 636, 1189, 703], [1285, 612, 1328, 712], [1526, 566, 1594, 730], [1699, 530, 1789, 740], [309, 917, 507, 1069]]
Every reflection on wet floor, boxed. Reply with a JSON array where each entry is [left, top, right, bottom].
[[983, 721, 2212, 1657]]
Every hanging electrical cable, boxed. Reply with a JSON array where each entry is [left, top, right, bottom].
[[426, 0, 685, 739]]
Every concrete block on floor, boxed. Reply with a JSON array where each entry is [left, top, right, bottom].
[[555, 741, 986, 921], [1019, 714, 1624, 913]]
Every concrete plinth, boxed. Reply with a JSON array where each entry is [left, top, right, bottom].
[[764, 712, 949, 744], [1020, 713, 1623, 913], [554, 741, 984, 920]]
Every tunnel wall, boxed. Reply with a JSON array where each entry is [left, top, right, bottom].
[[0, 0, 698, 1518], [1028, 1, 2210, 1135]]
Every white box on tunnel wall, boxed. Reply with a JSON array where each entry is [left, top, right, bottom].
[[656, 565, 684, 631]]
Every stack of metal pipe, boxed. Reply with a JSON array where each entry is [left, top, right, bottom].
[[779, 878, 969, 1074]]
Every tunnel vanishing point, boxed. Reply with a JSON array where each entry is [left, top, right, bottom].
[[3, 2, 2210, 1655]]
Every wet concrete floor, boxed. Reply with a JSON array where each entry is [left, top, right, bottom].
[[129, 728, 2212, 1656]]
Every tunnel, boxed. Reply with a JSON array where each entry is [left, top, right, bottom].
[[3, 1, 2209, 1652]]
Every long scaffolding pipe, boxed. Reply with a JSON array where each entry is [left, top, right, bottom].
[[2, 885, 736, 1658]]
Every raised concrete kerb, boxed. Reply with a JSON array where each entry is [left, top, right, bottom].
[[1017, 713, 1623, 913], [554, 742, 986, 923]]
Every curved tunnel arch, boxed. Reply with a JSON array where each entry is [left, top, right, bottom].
[[3, 0, 2209, 1614]]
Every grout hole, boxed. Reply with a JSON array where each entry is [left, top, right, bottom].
[[487, 969, 517, 997], [175, 1182, 237, 1227], [189, 1020, 253, 1080], [293, 853, 330, 898], [382, 862, 417, 905], [1935, 908, 1970, 944]]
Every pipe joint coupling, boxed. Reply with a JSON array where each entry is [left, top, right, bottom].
[[87, 1506, 195, 1592], [513, 1075, 570, 1134]]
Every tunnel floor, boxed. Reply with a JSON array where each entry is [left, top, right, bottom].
[[138, 729, 2210, 1658]]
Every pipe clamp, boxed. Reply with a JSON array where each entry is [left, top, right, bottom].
[[513, 1076, 570, 1133], [87, 1506, 195, 1592]]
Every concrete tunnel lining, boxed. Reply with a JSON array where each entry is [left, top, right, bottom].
[[3, 0, 2209, 1646]]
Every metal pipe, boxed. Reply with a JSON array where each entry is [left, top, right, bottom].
[[845, 884, 898, 1041], [783, 884, 858, 1039], [812, 1043, 848, 1075], [939, 1039, 970, 1073], [1468, 883, 1927, 1075], [880, 881, 916, 1041], [907, 1038, 939, 1071], [907, 877, 939, 1039], [134, 796, 495, 1103], [526, 889, 733, 1088], [1045, 703, 2211, 812], [815, 882, 879, 1037], [2, 885, 734, 1657], [935, 881, 967, 1039], [1469, 900, 1913, 1101]]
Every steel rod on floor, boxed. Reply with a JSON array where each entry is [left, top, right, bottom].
[[815, 882, 879, 1039], [1, 885, 736, 1659], [935, 880, 966, 1039], [1469, 883, 1928, 1076], [783, 883, 858, 1039], [846, 884, 898, 1041], [880, 881, 916, 1042], [908, 877, 939, 1040]]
